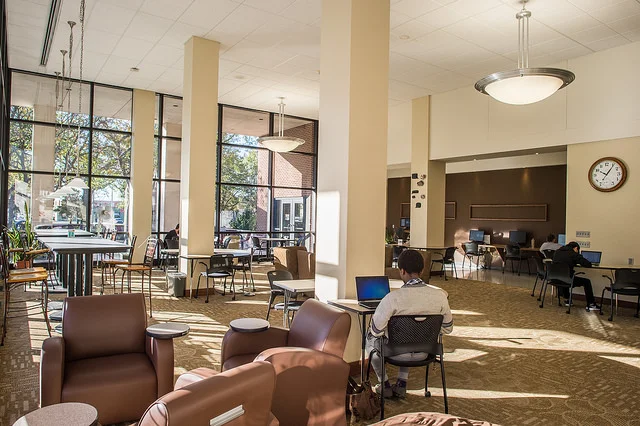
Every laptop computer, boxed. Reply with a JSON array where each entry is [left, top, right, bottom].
[[582, 250, 602, 266], [356, 276, 390, 309]]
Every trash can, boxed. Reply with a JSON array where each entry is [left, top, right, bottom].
[[167, 272, 187, 297]]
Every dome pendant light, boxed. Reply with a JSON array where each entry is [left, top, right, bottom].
[[475, 1, 575, 105], [258, 97, 305, 152]]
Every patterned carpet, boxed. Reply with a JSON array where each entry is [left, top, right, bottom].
[[1, 266, 640, 425]]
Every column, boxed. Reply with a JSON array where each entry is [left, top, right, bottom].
[[316, 0, 390, 362], [410, 96, 446, 248], [129, 89, 155, 262], [179, 37, 219, 276], [32, 105, 56, 226]]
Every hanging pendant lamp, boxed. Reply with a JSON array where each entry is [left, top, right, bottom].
[[258, 97, 305, 152], [475, 1, 575, 105]]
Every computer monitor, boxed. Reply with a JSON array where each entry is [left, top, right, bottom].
[[581, 250, 602, 265], [509, 230, 527, 245], [400, 218, 410, 228], [355, 276, 391, 302], [469, 230, 484, 242], [557, 234, 566, 245]]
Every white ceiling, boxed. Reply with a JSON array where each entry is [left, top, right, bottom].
[[7, 0, 640, 119]]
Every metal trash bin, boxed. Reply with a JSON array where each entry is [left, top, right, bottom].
[[166, 272, 187, 297]]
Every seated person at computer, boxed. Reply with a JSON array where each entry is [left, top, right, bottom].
[[539, 234, 562, 254], [366, 250, 453, 398], [165, 223, 179, 241], [553, 241, 599, 311]]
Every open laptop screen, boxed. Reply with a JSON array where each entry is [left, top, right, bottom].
[[356, 276, 390, 301], [582, 250, 602, 264]]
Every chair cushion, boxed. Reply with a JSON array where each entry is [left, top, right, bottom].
[[222, 353, 260, 371], [372, 412, 498, 425], [297, 250, 315, 279], [62, 353, 157, 425]]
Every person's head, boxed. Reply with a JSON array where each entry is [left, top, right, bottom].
[[547, 234, 556, 243], [175, 223, 180, 235], [397, 249, 424, 282], [567, 241, 580, 253]]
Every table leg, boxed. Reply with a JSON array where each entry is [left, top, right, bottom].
[[189, 259, 195, 301], [283, 290, 290, 327], [360, 313, 367, 384], [83, 253, 93, 296], [67, 255, 75, 297], [75, 254, 83, 297]]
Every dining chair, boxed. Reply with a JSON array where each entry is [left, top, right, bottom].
[[101, 235, 137, 294], [115, 237, 157, 317]]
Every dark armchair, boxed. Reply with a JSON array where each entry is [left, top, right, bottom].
[[40, 293, 175, 425]]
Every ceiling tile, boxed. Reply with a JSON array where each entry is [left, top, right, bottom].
[[214, 5, 278, 41], [157, 68, 184, 83], [122, 74, 154, 89], [139, 0, 192, 20], [87, 2, 136, 35], [219, 59, 244, 78], [82, 29, 122, 55], [275, 25, 321, 57], [272, 54, 319, 76], [124, 13, 174, 43], [586, 34, 631, 50], [159, 22, 210, 49], [390, 10, 413, 29], [111, 37, 155, 60], [95, 71, 127, 86], [530, 0, 589, 26], [571, 24, 618, 44], [221, 39, 266, 63], [607, 13, 640, 33], [280, 0, 322, 24], [171, 56, 184, 69], [587, 0, 640, 24], [415, 30, 464, 51], [100, 55, 139, 76], [567, 0, 629, 13], [391, 19, 437, 40], [623, 28, 640, 41], [391, 0, 442, 18], [178, 0, 239, 30], [242, 0, 296, 14], [550, 13, 603, 35], [246, 47, 297, 69], [415, 5, 467, 29], [143, 44, 184, 67], [446, 0, 503, 17], [388, 79, 431, 100], [218, 78, 245, 96], [132, 62, 168, 80], [98, 0, 145, 11], [244, 15, 308, 48]]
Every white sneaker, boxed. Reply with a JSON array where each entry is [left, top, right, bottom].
[[586, 304, 600, 311]]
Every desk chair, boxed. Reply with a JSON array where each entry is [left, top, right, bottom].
[[531, 253, 547, 298], [503, 244, 528, 276], [540, 262, 582, 314], [462, 242, 482, 270], [542, 249, 556, 260], [265, 269, 303, 323], [600, 269, 640, 321], [431, 247, 458, 280], [196, 254, 235, 302], [366, 315, 447, 420]]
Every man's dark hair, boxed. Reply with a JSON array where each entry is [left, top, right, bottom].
[[547, 234, 555, 242], [398, 249, 424, 275], [566, 241, 580, 250], [175, 224, 180, 229]]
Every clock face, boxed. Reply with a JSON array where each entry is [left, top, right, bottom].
[[589, 157, 627, 192]]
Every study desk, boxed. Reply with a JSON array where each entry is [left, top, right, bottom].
[[34, 229, 95, 238], [38, 237, 129, 297], [273, 279, 315, 327]]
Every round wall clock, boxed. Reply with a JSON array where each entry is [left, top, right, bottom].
[[588, 157, 627, 192]]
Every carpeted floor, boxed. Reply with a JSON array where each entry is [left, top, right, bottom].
[[1, 266, 640, 425]]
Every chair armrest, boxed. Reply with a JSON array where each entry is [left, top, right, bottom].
[[174, 367, 219, 390], [146, 336, 175, 398], [255, 347, 350, 426], [40, 336, 65, 407], [574, 272, 585, 276], [221, 327, 289, 367], [139, 361, 276, 426], [431, 252, 444, 261], [602, 275, 613, 284], [26, 248, 50, 256]]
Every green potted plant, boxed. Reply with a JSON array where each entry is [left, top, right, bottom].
[[385, 227, 395, 244], [5, 202, 39, 268]]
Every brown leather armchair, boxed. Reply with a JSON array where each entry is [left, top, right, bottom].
[[273, 246, 315, 279], [191, 299, 351, 425], [40, 293, 175, 425], [139, 361, 278, 426]]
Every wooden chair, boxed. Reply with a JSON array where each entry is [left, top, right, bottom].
[[101, 235, 137, 294], [1, 245, 51, 346], [115, 238, 157, 317]]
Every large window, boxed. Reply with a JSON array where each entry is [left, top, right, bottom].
[[218, 105, 317, 248], [6, 71, 132, 233], [152, 95, 182, 241]]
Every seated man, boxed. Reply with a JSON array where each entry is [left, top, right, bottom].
[[165, 223, 179, 243], [539, 234, 562, 254], [366, 249, 453, 398], [552, 241, 599, 311]]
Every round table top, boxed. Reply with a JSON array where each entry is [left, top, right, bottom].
[[146, 322, 190, 339], [13, 402, 98, 426], [230, 318, 270, 333]]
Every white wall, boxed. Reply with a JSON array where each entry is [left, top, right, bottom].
[[387, 101, 412, 166], [446, 151, 567, 174], [429, 42, 640, 160]]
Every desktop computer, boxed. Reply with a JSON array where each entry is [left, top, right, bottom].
[[469, 229, 484, 242], [558, 233, 566, 245], [509, 230, 527, 245]]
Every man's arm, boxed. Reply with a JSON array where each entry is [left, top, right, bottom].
[[370, 297, 394, 337], [440, 296, 453, 335], [574, 252, 592, 268]]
